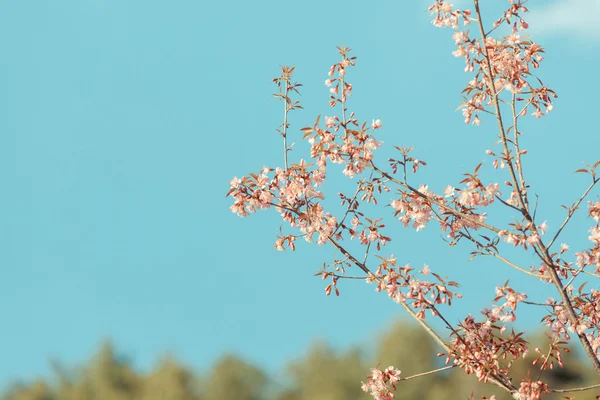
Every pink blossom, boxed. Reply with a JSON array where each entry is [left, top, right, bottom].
[[527, 233, 540, 244], [372, 119, 382, 129], [361, 366, 401, 400], [325, 116, 336, 128], [229, 176, 242, 188], [532, 108, 543, 118], [452, 46, 467, 58], [518, 379, 549, 400], [274, 239, 284, 251], [507, 33, 521, 45], [589, 226, 600, 244], [444, 185, 455, 197], [589, 201, 600, 222], [365, 138, 382, 151]]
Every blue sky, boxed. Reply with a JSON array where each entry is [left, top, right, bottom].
[[1, 0, 599, 388]]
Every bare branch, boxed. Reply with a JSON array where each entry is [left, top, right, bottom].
[[551, 382, 600, 393], [546, 177, 600, 250], [400, 365, 456, 381]]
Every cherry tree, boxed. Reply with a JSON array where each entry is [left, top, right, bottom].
[[227, 1, 600, 399]]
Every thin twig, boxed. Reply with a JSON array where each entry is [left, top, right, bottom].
[[511, 91, 530, 208], [552, 382, 600, 393], [282, 73, 290, 171], [546, 178, 600, 250], [495, 194, 522, 212], [333, 175, 369, 236], [327, 274, 368, 280], [458, 232, 540, 278], [400, 365, 456, 381]]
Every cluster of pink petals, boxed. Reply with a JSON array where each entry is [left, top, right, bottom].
[[444, 213, 487, 239], [575, 246, 600, 274], [361, 366, 401, 400], [497, 221, 546, 249], [457, 182, 500, 207], [428, 1, 472, 29], [449, 314, 528, 383], [452, 30, 478, 74], [228, 160, 342, 250], [589, 201, 600, 222], [327, 57, 354, 105], [574, 219, 600, 274], [228, 168, 276, 217], [304, 116, 382, 180], [586, 329, 600, 357], [368, 257, 460, 320], [274, 235, 296, 251], [486, 284, 528, 324], [430, 0, 556, 126], [541, 298, 572, 341], [575, 290, 600, 354], [390, 185, 437, 231], [484, 35, 545, 95], [589, 225, 600, 244], [542, 289, 600, 357], [517, 379, 549, 400], [309, 46, 385, 181]]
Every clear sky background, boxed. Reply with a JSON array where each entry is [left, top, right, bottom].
[[1, 0, 599, 388]]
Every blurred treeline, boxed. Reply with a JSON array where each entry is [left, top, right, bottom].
[[2, 320, 599, 400]]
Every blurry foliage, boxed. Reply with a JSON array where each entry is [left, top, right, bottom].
[[2, 321, 599, 400]]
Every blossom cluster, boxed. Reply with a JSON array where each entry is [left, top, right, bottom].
[[303, 55, 383, 180], [429, 0, 556, 125], [360, 366, 402, 400], [368, 257, 461, 320], [228, 161, 337, 249], [517, 379, 549, 400], [448, 312, 528, 383], [571, 201, 600, 275], [390, 186, 437, 232], [497, 220, 547, 249], [486, 284, 528, 324]]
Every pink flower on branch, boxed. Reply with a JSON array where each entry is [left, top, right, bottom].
[[361, 366, 401, 400], [589, 201, 600, 222], [518, 379, 549, 400]]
